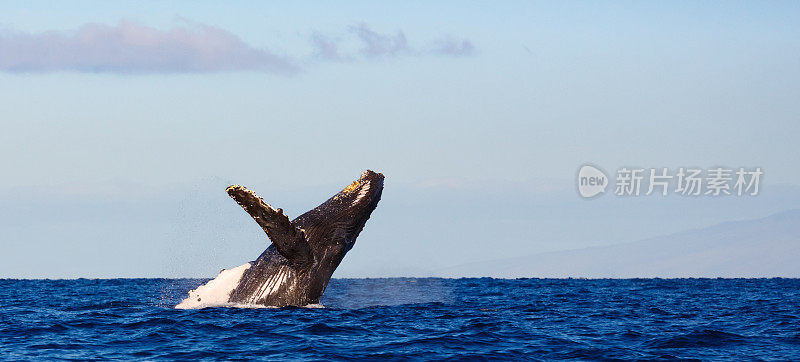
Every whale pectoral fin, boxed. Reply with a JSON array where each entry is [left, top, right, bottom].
[[226, 185, 312, 267]]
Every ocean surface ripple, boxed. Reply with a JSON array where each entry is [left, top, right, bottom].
[[1, 278, 799, 360]]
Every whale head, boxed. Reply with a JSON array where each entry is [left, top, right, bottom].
[[294, 170, 384, 254]]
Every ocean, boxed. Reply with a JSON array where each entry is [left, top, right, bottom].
[[1, 278, 798, 360]]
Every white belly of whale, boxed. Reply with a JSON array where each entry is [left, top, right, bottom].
[[175, 262, 252, 309]]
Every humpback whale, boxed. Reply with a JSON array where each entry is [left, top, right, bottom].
[[177, 170, 384, 308]]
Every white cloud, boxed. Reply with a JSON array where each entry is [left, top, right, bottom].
[[349, 23, 409, 58], [0, 20, 476, 74], [0, 21, 298, 74], [311, 23, 477, 61], [432, 38, 475, 57], [309, 31, 347, 61]]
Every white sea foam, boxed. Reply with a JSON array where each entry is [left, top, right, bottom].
[[220, 302, 324, 309], [175, 262, 251, 309], [176, 302, 324, 310]]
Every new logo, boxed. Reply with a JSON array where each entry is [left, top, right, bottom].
[[577, 165, 608, 198]]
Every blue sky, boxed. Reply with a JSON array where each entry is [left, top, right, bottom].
[[1, 2, 799, 277]]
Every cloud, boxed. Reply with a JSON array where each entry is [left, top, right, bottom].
[[349, 23, 409, 58], [0, 21, 298, 74], [309, 31, 347, 61], [432, 38, 475, 57], [314, 23, 475, 60], [0, 20, 474, 74]]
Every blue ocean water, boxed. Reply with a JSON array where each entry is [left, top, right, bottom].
[[1, 278, 798, 360]]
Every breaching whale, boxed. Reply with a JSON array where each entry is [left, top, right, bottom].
[[177, 170, 384, 308]]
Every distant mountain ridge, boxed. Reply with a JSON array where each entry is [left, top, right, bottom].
[[438, 210, 800, 278]]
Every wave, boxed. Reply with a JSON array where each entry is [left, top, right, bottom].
[[2, 278, 800, 360], [174, 301, 325, 310]]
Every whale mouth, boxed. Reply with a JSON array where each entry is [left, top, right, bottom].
[[354, 170, 384, 203], [338, 171, 383, 251], [338, 170, 384, 202]]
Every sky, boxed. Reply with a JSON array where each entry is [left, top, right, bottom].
[[1, 1, 799, 278]]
